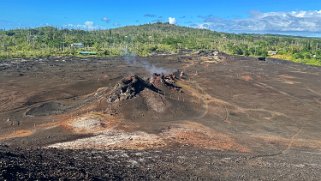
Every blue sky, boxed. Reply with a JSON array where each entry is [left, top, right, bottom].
[[1, 0, 321, 36]]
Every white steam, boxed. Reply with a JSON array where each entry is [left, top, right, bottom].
[[123, 50, 174, 75], [141, 61, 173, 75]]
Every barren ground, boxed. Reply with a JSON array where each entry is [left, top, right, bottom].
[[1, 53, 321, 180]]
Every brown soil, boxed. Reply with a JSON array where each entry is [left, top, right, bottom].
[[1, 54, 321, 179]]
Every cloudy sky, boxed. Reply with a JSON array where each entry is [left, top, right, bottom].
[[1, 0, 321, 37]]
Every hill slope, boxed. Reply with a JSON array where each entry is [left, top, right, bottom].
[[1, 23, 321, 65]]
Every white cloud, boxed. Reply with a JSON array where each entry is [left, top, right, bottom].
[[0, 19, 17, 29], [102, 17, 110, 23], [64, 21, 101, 30], [84, 21, 94, 29], [197, 10, 321, 36], [168, 17, 176, 25], [196, 23, 211, 30]]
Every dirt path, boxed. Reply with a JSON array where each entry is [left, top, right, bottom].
[[178, 79, 287, 122]]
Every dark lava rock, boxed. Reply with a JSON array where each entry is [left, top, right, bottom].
[[1, 145, 321, 180], [106, 72, 183, 103], [107, 75, 161, 103], [257, 57, 266, 61]]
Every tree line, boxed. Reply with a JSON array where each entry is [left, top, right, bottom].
[[1, 23, 321, 66]]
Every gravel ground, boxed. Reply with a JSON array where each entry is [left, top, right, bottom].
[[1, 145, 321, 180]]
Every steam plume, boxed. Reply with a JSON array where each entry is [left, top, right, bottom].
[[123, 49, 174, 75]]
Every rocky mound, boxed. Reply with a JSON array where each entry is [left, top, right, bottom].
[[107, 71, 183, 103], [107, 75, 160, 103], [149, 72, 183, 91]]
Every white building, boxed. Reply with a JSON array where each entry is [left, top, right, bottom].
[[71, 43, 84, 48]]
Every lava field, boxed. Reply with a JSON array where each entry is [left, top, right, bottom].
[[1, 53, 321, 180]]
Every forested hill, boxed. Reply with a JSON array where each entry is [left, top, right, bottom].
[[1, 23, 321, 66]]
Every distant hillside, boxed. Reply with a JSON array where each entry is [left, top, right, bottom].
[[1, 23, 321, 66]]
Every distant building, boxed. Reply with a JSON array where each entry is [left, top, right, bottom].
[[79, 51, 97, 55], [268, 51, 277, 56], [71, 43, 84, 48], [213, 50, 219, 56]]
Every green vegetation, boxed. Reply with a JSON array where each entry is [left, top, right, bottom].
[[1, 23, 321, 66]]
